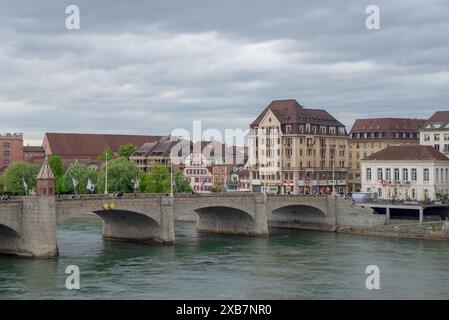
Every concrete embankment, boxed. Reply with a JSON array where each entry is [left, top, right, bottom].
[[335, 221, 449, 241]]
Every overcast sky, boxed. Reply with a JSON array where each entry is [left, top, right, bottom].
[[1, 0, 448, 145]]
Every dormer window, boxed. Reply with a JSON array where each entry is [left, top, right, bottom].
[[286, 125, 291, 133]]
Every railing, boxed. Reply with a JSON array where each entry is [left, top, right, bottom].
[[358, 198, 449, 206]]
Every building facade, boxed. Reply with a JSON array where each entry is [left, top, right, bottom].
[[419, 111, 449, 156], [212, 164, 233, 191], [130, 136, 187, 173], [42, 132, 162, 170], [183, 153, 213, 192], [248, 99, 349, 195], [0, 133, 24, 172], [348, 118, 425, 192], [361, 145, 449, 201]]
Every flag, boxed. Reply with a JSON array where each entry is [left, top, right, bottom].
[[132, 178, 140, 190], [72, 177, 79, 190], [22, 178, 28, 193], [86, 178, 95, 192]]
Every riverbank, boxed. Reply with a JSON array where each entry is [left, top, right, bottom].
[[336, 221, 449, 241]]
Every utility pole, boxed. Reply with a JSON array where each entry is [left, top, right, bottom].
[[332, 158, 336, 197], [104, 151, 108, 194], [170, 160, 173, 196]]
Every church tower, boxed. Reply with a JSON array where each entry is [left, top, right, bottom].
[[36, 155, 55, 196]]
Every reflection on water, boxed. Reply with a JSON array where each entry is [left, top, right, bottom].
[[1, 216, 449, 299]]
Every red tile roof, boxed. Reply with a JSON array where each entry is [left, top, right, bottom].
[[423, 111, 449, 129], [350, 118, 426, 140], [251, 99, 344, 128], [365, 145, 449, 161], [43, 133, 162, 157]]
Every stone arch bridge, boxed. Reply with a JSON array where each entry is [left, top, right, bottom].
[[0, 193, 385, 258]]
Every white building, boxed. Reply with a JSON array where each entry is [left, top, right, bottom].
[[361, 145, 449, 201], [183, 153, 213, 192], [420, 111, 449, 157]]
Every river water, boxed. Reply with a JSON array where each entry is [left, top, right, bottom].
[[1, 216, 449, 299]]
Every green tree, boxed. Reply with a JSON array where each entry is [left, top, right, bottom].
[[97, 157, 140, 193], [143, 165, 171, 193], [1, 161, 39, 195], [118, 143, 137, 159], [48, 155, 64, 178], [61, 162, 98, 194], [139, 165, 191, 193], [98, 146, 114, 161], [173, 171, 192, 193]]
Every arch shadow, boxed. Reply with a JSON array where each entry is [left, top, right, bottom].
[[194, 206, 256, 235], [270, 205, 327, 229], [0, 224, 20, 239]]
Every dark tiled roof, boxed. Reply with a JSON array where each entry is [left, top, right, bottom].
[[44, 133, 162, 157], [350, 118, 426, 140], [423, 111, 449, 129], [365, 145, 449, 161], [133, 136, 187, 157], [250, 99, 344, 128]]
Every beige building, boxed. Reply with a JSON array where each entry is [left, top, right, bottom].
[[348, 118, 425, 192], [248, 99, 349, 195], [361, 145, 449, 201], [419, 111, 449, 156]]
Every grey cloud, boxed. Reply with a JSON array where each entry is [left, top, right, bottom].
[[0, 0, 448, 143]]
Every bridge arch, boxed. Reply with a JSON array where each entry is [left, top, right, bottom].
[[92, 209, 163, 243], [0, 224, 20, 238], [194, 206, 256, 235], [269, 204, 328, 228]]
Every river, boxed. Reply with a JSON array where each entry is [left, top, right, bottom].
[[1, 216, 448, 299]]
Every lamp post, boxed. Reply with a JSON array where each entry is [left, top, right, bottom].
[[104, 151, 108, 194], [170, 160, 173, 196]]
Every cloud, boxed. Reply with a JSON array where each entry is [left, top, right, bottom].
[[0, 0, 448, 143]]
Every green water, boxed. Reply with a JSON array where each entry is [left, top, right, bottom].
[[1, 217, 448, 299]]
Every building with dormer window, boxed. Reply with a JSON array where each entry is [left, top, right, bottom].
[[248, 99, 349, 195], [420, 111, 449, 156], [348, 118, 426, 192]]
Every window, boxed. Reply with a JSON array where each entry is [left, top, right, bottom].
[[436, 168, 439, 182], [424, 134, 430, 141], [377, 168, 383, 180], [394, 168, 400, 181], [412, 189, 416, 199], [366, 168, 372, 181], [445, 134, 449, 141], [411, 168, 417, 181], [402, 168, 409, 181], [386, 168, 391, 181], [378, 188, 382, 198], [424, 168, 430, 182], [286, 125, 291, 134], [435, 144, 440, 151], [3, 142, 10, 149], [434, 134, 440, 141]]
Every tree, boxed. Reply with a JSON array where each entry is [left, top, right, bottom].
[[61, 162, 98, 194], [173, 171, 192, 193], [48, 155, 64, 178], [118, 143, 137, 159], [97, 157, 140, 193], [98, 146, 114, 161], [140, 165, 191, 193], [1, 161, 39, 195], [143, 165, 171, 193]]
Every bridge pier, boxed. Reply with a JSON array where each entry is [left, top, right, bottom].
[[17, 196, 58, 258], [195, 194, 268, 236], [98, 196, 175, 244]]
